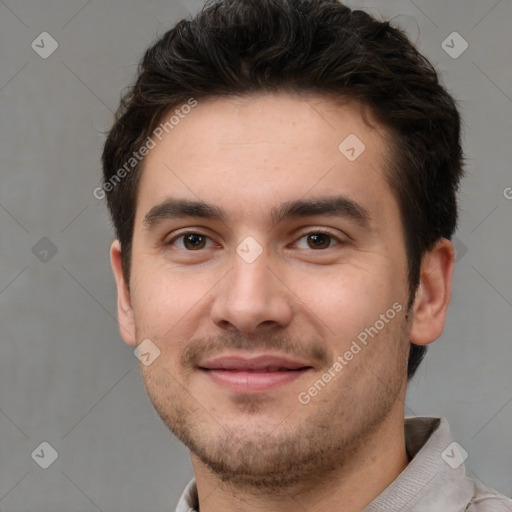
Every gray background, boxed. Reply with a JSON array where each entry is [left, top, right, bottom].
[[0, 0, 511, 510]]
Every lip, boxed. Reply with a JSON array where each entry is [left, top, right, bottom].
[[198, 354, 313, 394]]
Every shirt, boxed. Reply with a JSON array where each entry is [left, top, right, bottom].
[[174, 416, 512, 511]]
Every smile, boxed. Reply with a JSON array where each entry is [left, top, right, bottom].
[[198, 354, 313, 393]]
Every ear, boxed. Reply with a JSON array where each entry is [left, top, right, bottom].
[[409, 238, 455, 346], [110, 239, 137, 346]]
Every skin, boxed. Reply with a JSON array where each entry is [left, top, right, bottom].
[[110, 92, 455, 512]]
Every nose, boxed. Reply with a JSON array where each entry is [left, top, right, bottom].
[[210, 248, 294, 334]]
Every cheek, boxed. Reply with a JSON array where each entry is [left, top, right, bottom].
[[289, 262, 402, 343], [130, 267, 203, 338]]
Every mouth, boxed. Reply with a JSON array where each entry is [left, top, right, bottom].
[[198, 354, 314, 393]]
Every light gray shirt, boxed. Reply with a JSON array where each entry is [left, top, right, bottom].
[[174, 417, 512, 511]]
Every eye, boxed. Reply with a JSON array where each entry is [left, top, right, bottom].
[[165, 230, 344, 252], [167, 232, 215, 251], [294, 231, 342, 250]]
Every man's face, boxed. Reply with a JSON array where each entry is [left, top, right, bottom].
[[114, 93, 414, 487]]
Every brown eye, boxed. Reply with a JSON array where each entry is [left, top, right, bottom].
[[169, 232, 214, 251], [306, 233, 332, 249], [183, 233, 206, 250]]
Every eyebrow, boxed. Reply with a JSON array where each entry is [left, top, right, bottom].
[[142, 195, 371, 231]]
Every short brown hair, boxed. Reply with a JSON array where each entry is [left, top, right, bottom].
[[101, 0, 464, 380]]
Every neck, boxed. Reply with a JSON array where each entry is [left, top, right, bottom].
[[190, 408, 409, 512]]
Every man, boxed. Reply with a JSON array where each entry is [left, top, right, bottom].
[[101, 0, 512, 510]]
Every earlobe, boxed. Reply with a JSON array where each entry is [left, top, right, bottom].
[[110, 239, 137, 346], [409, 238, 455, 347]]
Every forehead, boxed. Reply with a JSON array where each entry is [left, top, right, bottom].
[[135, 92, 395, 227]]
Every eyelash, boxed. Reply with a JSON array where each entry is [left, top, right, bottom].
[[165, 230, 344, 251]]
